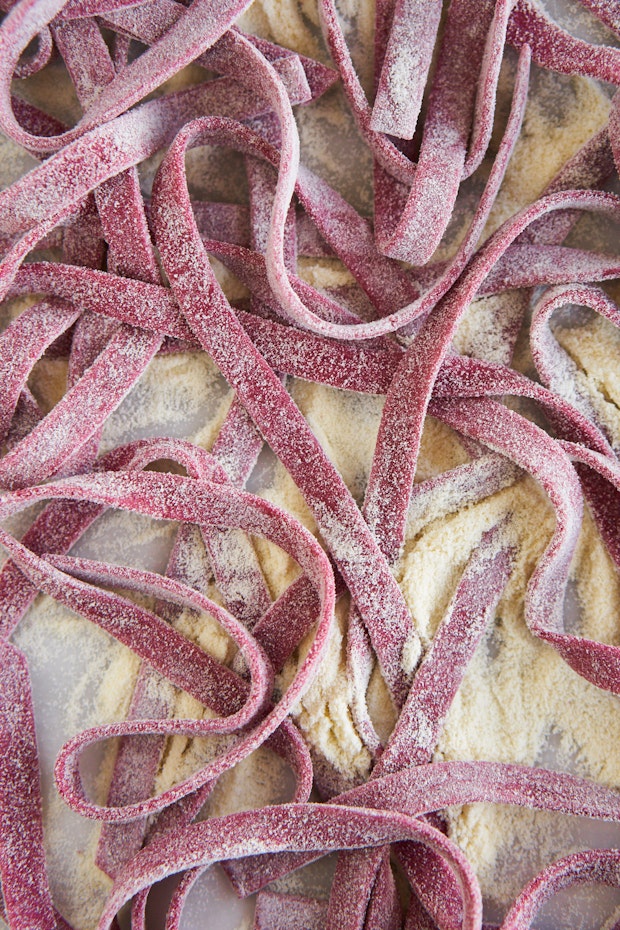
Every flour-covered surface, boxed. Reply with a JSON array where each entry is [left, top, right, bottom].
[[2, 1, 620, 928]]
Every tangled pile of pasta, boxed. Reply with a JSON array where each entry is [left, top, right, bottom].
[[2, 0, 620, 927]]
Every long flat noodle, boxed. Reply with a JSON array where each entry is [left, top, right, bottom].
[[0, 435, 256, 642], [13, 18, 166, 491], [0, 0, 256, 152], [556, 440, 620, 570], [13, 23, 53, 78], [0, 323, 161, 489], [607, 90, 620, 185], [520, 128, 615, 246], [530, 283, 620, 441], [95, 663, 174, 878], [164, 869, 202, 930], [406, 453, 520, 531], [96, 501, 213, 874], [139, 722, 313, 923], [434, 354, 615, 457], [362, 852, 402, 930], [434, 357, 620, 580], [479, 244, 620, 294], [398, 841, 465, 930], [153, 112, 419, 324], [429, 395, 620, 694], [5, 387, 44, 450], [10, 6, 158, 487], [577, 0, 620, 37], [151, 120, 418, 708], [105, 437, 271, 628], [324, 522, 514, 930], [98, 4, 336, 104], [500, 849, 620, 930], [254, 42, 531, 338], [317, 0, 416, 185], [346, 605, 382, 756], [0, 298, 80, 443], [241, 31, 338, 100], [380, 522, 514, 772], [173, 200, 251, 248], [206, 240, 364, 326], [0, 640, 56, 930], [10, 550, 272, 724], [98, 6, 313, 106], [9, 263, 195, 341], [325, 847, 399, 930], [96, 805, 481, 930], [227, 759, 620, 898], [374, 0, 496, 264], [363, 187, 620, 563], [48, 557, 317, 819], [0, 72, 294, 247], [507, 0, 620, 83], [0, 470, 335, 819], [0, 60, 557, 344], [254, 891, 327, 930], [370, 0, 441, 140], [464, 0, 516, 177]]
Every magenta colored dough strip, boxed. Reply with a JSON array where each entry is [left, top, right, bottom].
[[347, 605, 382, 756], [479, 244, 620, 294], [380, 524, 514, 773], [577, 0, 620, 36], [464, 0, 516, 178], [0, 640, 56, 930], [398, 842, 464, 930], [370, 0, 441, 140], [362, 851, 402, 930], [53, 13, 164, 488], [317, 0, 416, 185], [0, 0, 256, 152], [99, 6, 314, 107], [434, 355, 615, 456], [4, 69, 581, 345], [501, 849, 620, 930], [2, 1, 620, 922], [96, 524, 208, 875], [507, 0, 620, 83], [363, 187, 620, 564], [96, 2, 338, 99], [13, 23, 53, 78], [155, 721, 313, 913], [97, 6, 322, 107], [0, 323, 161, 489], [324, 523, 514, 930], [0, 74, 294, 243], [0, 298, 80, 442], [98, 752, 620, 928], [519, 128, 615, 246], [0, 470, 335, 819], [428, 395, 620, 693], [530, 284, 620, 438], [608, 90, 620, 178], [14, 550, 272, 720], [150, 121, 417, 706], [374, 0, 495, 264], [96, 805, 481, 930], [95, 662, 174, 878], [6, 387, 44, 450], [253, 891, 327, 930], [227, 759, 620, 899], [45, 552, 324, 819], [434, 352, 620, 574]]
